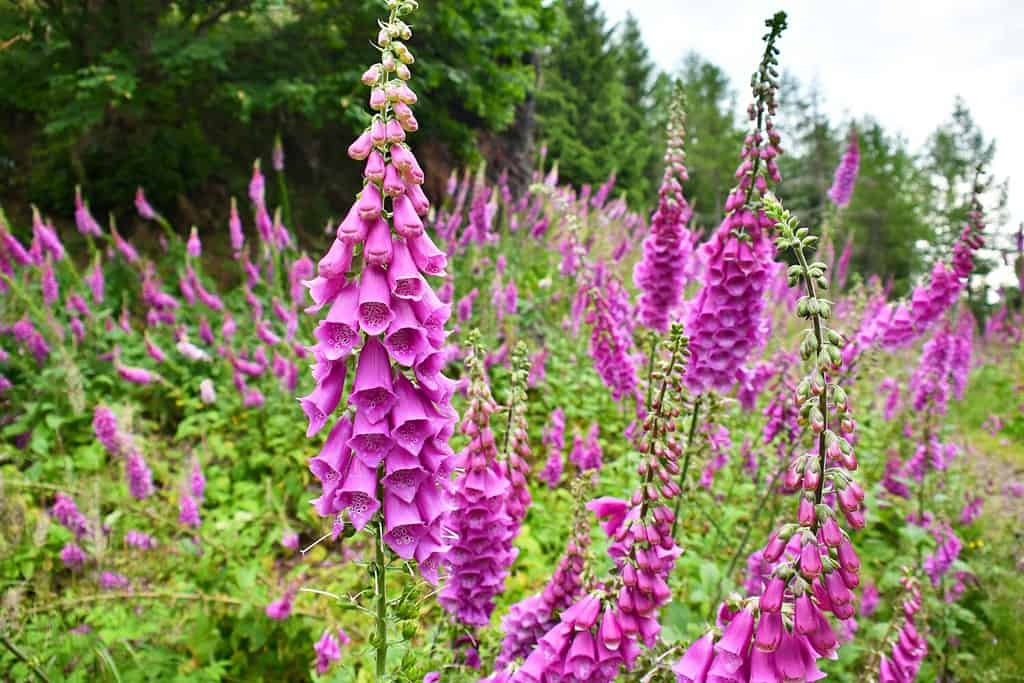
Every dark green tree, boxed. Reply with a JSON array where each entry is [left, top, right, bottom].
[[534, 0, 627, 200], [670, 53, 745, 233], [0, 0, 551, 231]]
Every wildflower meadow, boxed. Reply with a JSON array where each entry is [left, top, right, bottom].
[[2, 2, 1023, 682]]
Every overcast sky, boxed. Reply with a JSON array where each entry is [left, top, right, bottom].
[[598, 0, 1023, 280]]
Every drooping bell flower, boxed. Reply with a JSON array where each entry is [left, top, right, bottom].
[[302, 3, 456, 584], [634, 88, 695, 332], [74, 186, 102, 237], [187, 227, 202, 257], [93, 405, 123, 455], [314, 629, 342, 674], [584, 267, 638, 402], [32, 207, 65, 261], [60, 543, 88, 569], [682, 56, 784, 393], [179, 493, 201, 528], [539, 407, 566, 488], [110, 222, 140, 264], [439, 338, 517, 625], [135, 187, 157, 220], [51, 492, 90, 538], [125, 449, 155, 500], [125, 530, 157, 550], [827, 128, 860, 208]]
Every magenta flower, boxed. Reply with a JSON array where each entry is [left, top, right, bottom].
[[135, 187, 157, 220], [99, 572, 131, 590], [303, 9, 456, 584], [265, 589, 294, 620], [125, 450, 154, 500], [74, 186, 103, 237], [314, 629, 342, 674], [438, 341, 517, 626], [125, 530, 157, 550], [827, 128, 860, 207], [186, 227, 202, 258], [584, 266, 638, 402], [93, 405, 122, 455], [634, 91, 695, 332], [32, 208, 65, 261], [51, 493, 90, 538], [179, 494, 201, 528], [60, 543, 87, 569]]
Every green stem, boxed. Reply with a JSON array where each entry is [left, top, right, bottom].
[[645, 335, 658, 413], [374, 520, 388, 682], [670, 394, 703, 539], [793, 245, 829, 528], [0, 633, 51, 683], [710, 466, 785, 612], [277, 173, 292, 231]]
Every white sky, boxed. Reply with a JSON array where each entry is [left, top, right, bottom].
[[599, 0, 1023, 285]]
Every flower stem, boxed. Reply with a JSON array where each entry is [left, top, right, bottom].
[[0, 632, 51, 683], [645, 334, 658, 412], [374, 519, 388, 682], [792, 244, 830, 526], [670, 394, 703, 539]]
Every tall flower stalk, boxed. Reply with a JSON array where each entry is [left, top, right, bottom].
[[499, 325, 691, 683], [683, 12, 787, 395], [634, 84, 694, 333], [301, 2, 455, 679], [674, 194, 864, 682]]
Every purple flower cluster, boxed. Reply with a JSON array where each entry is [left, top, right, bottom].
[[683, 133, 781, 394], [314, 628, 345, 674], [878, 576, 927, 682], [125, 450, 155, 500], [496, 492, 591, 669], [827, 129, 860, 208], [303, 12, 457, 582], [634, 91, 695, 332], [880, 208, 985, 349], [923, 523, 963, 587], [439, 344, 517, 626], [51, 492, 90, 538], [539, 408, 566, 489], [60, 542, 87, 569], [585, 270, 638, 402], [125, 530, 157, 550], [93, 405, 122, 454], [676, 191, 865, 682], [909, 317, 972, 417], [569, 423, 602, 473]]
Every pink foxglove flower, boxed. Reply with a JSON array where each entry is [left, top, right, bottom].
[[74, 186, 102, 237], [179, 494, 201, 528], [135, 187, 157, 220], [125, 450, 155, 500], [634, 89, 695, 332], [439, 339, 517, 625], [303, 4, 455, 584], [314, 629, 342, 674], [539, 408, 566, 489], [93, 405, 122, 455], [683, 30, 786, 393], [125, 530, 157, 550], [51, 492, 90, 538], [60, 543, 87, 569], [827, 128, 860, 208]]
